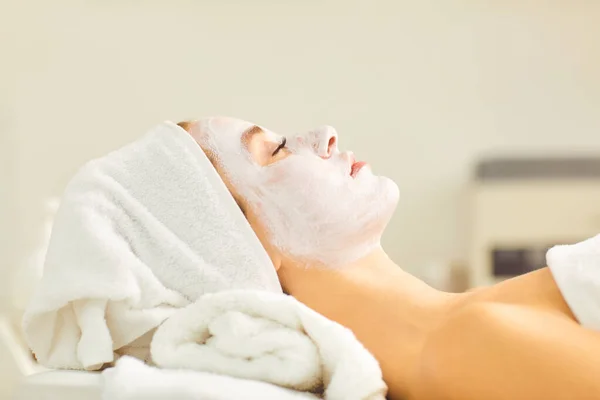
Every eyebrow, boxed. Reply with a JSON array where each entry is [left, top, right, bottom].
[[241, 125, 264, 145]]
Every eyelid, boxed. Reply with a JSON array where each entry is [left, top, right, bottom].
[[271, 137, 287, 156]]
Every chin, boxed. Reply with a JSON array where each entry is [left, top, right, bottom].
[[355, 176, 399, 242], [378, 176, 400, 213], [372, 177, 400, 233]]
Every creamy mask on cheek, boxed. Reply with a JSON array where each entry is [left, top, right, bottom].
[[196, 117, 399, 267]]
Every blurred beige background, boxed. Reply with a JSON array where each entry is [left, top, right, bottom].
[[1, 0, 600, 312]]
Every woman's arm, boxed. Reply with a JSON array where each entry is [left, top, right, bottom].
[[415, 302, 600, 400]]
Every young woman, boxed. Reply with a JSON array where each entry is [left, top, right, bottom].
[[180, 117, 600, 400]]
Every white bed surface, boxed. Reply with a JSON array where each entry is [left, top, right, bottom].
[[13, 370, 102, 400]]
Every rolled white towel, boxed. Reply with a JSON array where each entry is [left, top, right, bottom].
[[103, 356, 319, 400], [22, 122, 282, 370], [151, 290, 387, 400]]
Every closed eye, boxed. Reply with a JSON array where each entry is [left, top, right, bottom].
[[272, 137, 287, 156]]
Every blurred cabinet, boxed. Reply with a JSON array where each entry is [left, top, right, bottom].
[[468, 157, 600, 287]]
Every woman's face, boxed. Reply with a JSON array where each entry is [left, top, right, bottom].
[[187, 117, 399, 268]]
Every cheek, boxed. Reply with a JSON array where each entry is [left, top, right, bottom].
[[263, 167, 289, 184], [268, 156, 333, 182]]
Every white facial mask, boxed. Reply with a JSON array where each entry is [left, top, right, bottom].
[[192, 117, 399, 267]]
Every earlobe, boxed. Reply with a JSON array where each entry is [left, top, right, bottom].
[[273, 256, 282, 271], [244, 211, 283, 272], [262, 235, 284, 272], [264, 242, 283, 272]]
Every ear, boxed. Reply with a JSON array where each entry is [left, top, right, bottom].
[[262, 241, 284, 272], [271, 254, 283, 272]]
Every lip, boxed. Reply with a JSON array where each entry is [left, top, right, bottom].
[[350, 161, 368, 178]]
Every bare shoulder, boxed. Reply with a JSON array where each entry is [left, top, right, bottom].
[[460, 268, 577, 321], [412, 302, 600, 400]]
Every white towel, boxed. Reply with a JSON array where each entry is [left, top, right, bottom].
[[22, 121, 282, 370], [150, 290, 387, 400], [547, 234, 600, 331], [102, 356, 320, 400]]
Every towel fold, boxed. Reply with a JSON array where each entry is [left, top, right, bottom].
[[547, 234, 600, 331], [151, 290, 387, 400], [102, 356, 320, 400], [23, 121, 281, 370]]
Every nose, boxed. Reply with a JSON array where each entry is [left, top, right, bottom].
[[312, 125, 338, 159], [325, 135, 337, 158]]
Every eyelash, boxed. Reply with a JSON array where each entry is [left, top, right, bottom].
[[272, 137, 287, 156]]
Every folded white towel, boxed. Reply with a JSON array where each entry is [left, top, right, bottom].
[[151, 290, 387, 400], [103, 356, 319, 400], [23, 121, 282, 370]]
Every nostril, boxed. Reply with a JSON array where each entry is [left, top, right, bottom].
[[327, 135, 337, 156]]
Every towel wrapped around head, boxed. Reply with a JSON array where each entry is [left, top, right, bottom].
[[22, 121, 282, 370]]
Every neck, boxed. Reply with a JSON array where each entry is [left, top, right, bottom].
[[278, 248, 462, 399], [279, 247, 455, 315]]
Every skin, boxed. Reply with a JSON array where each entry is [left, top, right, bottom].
[[179, 120, 600, 400]]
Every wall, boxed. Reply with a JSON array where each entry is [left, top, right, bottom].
[[1, 0, 600, 301], [0, 56, 17, 311]]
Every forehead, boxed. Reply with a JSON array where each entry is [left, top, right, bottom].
[[198, 117, 279, 150], [204, 117, 253, 138]]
